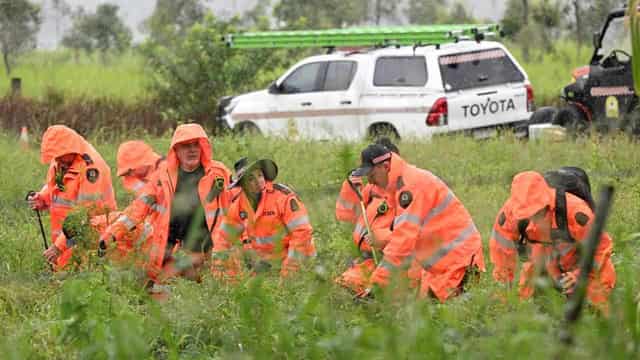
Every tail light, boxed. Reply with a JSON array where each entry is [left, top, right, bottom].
[[426, 97, 448, 126], [525, 84, 534, 112]]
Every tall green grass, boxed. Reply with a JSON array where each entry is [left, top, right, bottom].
[[0, 51, 149, 102], [0, 132, 639, 358]]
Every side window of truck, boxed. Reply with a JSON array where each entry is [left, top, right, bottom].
[[323, 61, 358, 91], [373, 56, 428, 87], [280, 62, 325, 94]]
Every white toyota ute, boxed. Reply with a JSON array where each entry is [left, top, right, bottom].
[[217, 40, 533, 140]]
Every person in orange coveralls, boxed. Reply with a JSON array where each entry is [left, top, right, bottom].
[[335, 139, 421, 293], [490, 170, 615, 309], [211, 157, 316, 279], [100, 124, 231, 289], [27, 125, 116, 270], [116, 140, 165, 196], [353, 144, 485, 302]]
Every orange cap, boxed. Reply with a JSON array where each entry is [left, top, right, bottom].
[[116, 140, 161, 176], [508, 171, 554, 220]]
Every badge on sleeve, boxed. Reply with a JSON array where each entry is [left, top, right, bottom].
[[575, 212, 589, 226], [377, 201, 389, 215], [86, 168, 100, 183], [498, 212, 506, 226], [214, 177, 225, 190], [240, 210, 248, 220], [290, 198, 300, 212], [398, 191, 412, 209]]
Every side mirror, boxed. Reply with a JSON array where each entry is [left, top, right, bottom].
[[592, 31, 601, 49], [268, 82, 281, 94]]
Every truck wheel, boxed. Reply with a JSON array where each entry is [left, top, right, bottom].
[[553, 104, 589, 135], [530, 107, 558, 125], [234, 122, 261, 137], [368, 123, 399, 142]]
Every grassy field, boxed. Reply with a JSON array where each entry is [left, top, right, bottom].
[[0, 131, 639, 358], [0, 42, 588, 106], [0, 51, 149, 102]]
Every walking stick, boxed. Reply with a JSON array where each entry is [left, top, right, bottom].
[[26, 191, 54, 271], [559, 185, 614, 345], [347, 178, 379, 265]]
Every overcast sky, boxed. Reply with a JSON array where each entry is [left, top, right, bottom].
[[36, 0, 506, 49]]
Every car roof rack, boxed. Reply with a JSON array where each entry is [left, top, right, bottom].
[[223, 24, 500, 49]]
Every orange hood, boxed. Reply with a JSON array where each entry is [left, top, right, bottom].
[[116, 140, 162, 176], [508, 171, 555, 220], [40, 125, 90, 164], [167, 124, 213, 170]]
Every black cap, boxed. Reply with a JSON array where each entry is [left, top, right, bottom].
[[229, 157, 278, 188], [352, 144, 392, 177]]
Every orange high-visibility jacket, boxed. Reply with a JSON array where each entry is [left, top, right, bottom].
[[335, 181, 398, 292], [212, 182, 316, 278], [36, 125, 116, 269], [102, 124, 232, 281], [490, 193, 616, 305], [368, 154, 485, 302], [117, 140, 165, 195], [335, 180, 393, 251]]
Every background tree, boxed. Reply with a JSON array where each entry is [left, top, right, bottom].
[[61, 4, 132, 63], [142, 0, 207, 46], [143, 15, 299, 123], [405, 0, 447, 25], [51, 0, 71, 44], [60, 6, 90, 61], [370, 0, 398, 25], [0, 0, 41, 75], [273, 0, 362, 29], [406, 0, 476, 25], [502, 0, 564, 61], [446, 1, 474, 23]]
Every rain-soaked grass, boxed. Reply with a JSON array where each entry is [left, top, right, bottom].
[[0, 51, 148, 102], [0, 132, 639, 358]]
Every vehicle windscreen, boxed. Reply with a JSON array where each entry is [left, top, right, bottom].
[[600, 16, 631, 56], [439, 49, 524, 92]]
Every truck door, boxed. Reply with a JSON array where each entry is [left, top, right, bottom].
[[310, 60, 360, 140], [272, 62, 327, 138], [439, 48, 529, 134]]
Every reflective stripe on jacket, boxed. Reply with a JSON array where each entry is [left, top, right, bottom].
[[369, 154, 485, 302]]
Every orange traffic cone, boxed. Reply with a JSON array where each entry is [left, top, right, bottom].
[[19, 126, 29, 150]]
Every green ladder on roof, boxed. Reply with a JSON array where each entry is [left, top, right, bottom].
[[224, 24, 500, 49]]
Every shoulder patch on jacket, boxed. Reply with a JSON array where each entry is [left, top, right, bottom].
[[575, 212, 590, 226], [399, 191, 413, 209], [498, 212, 506, 226], [86, 168, 99, 183], [290, 198, 300, 212], [274, 183, 293, 195], [377, 201, 389, 215], [81, 153, 94, 165]]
